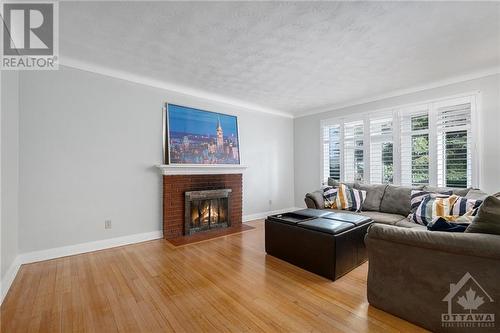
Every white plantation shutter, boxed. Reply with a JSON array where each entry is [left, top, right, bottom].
[[400, 106, 430, 186], [369, 115, 394, 184], [321, 123, 341, 184], [344, 121, 364, 182], [435, 97, 473, 188], [319, 94, 476, 188]]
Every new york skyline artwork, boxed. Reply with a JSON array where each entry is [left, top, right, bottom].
[[166, 104, 240, 165]]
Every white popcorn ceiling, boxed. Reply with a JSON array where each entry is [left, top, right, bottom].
[[59, 1, 500, 116]]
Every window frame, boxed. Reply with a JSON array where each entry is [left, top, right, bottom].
[[319, 92, 480, 188]]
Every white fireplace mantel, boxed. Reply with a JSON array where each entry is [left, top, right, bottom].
[[155, 164, 247, 175]]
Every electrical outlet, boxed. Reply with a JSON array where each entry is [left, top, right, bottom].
[[105, 220, 112, 229]]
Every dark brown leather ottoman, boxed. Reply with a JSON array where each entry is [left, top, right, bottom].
[[265, 209, 372, 280]]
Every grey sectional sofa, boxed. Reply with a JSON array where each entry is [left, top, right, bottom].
[[305, 179, 500, 333], [304, 179, 481, 228]]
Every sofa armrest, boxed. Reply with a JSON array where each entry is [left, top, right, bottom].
[[366, 223, 500, 259], [365, 224, 500, 332], [305, 190, 324, 209]]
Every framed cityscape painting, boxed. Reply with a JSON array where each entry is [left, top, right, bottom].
[[164, 103, 241, 165]]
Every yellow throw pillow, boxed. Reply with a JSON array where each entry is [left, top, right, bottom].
[[323, 183, 366, 212], [411, 194, 459, 225]]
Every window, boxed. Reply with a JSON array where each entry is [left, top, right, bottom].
[[322, 124, 341, 182], [344, 121, 364, 182], [321, 94, 477, 188], [370, 116, 394, 184], [435, 97, 473, 188], [401, 108, 430, 186]]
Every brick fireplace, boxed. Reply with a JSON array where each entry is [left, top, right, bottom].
[[162, 174, 243, 239]]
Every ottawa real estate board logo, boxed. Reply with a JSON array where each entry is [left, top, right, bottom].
[[1, 1, 58, 70], [442, 272, 495, 329]]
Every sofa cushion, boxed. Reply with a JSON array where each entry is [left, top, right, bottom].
[[394, 220, 427, 229], [423, 185, 470, 197], [354, 183, 388, 211], [324, 209, 405, 225], [380, 185, 424, 216], [465, 196, 500, 235], [356, 211, 407, 225], [465, 188, 489, 201]]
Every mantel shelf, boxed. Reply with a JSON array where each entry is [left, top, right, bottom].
[[156, 164, 247, 175]]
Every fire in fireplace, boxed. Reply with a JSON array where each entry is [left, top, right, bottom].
[[184, 189, 232, 235]]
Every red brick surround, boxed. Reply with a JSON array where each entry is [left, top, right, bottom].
[[163, 174, 243, 239]]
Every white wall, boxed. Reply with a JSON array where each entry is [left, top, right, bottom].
[[18, 66, 294, 253], [294, 74, 500, 207], [1, 71, 20, 283]]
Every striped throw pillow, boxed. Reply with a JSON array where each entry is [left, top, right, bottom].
[[450, 197, 482, 216], [447, 197, 483, 222], [412, 194, 459, 226], [323, 183, 366, 212], [410, 190, 453, 214], [322, 186, 338, 208]]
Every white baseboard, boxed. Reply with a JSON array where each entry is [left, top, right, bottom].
[[243, 207, 301, 222], [19, 230, 163, 264], [1, 257, 22, 304], [1, 230, 162, 305]]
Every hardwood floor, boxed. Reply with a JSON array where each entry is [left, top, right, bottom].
[[1, 220, 428, 333]]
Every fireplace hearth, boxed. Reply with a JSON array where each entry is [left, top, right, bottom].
[[184, 189, 232, 235]]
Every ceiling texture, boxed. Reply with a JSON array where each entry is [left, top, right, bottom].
[[60, 1, 500, 117]]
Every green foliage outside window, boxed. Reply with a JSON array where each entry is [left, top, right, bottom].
[[445, 131, 468, 188], [412, 134, 429, 185], [412, 115, 428, 131], [382, 142, 393, 183], [354, 148, 364, 182], [411, 115, 430, 185]]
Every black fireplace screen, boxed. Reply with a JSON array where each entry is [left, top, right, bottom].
[[184, 189, 232, 235]]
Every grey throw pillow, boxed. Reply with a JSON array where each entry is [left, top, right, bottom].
[[465, 188, 489, 201], [354, 183, 388, 211], [465, 196, 500, 235], [379, 185, 424, 216], [327, 177, 338, 186], [327, 178, 355, 188]]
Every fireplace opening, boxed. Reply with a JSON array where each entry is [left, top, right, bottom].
[[184, 189, 232, 235]]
